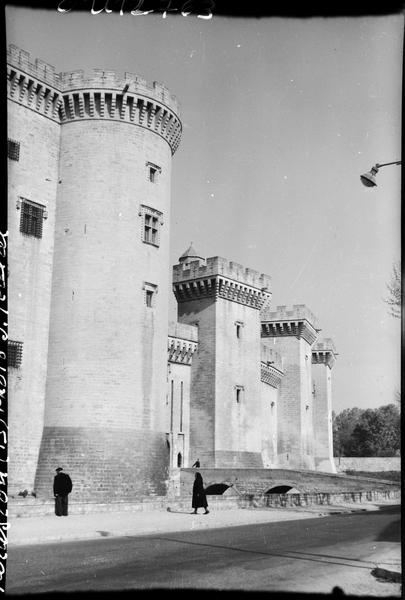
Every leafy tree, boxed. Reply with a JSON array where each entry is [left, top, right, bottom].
[[384, 261, 401, 318], [332, 407, 363, 456], [333, 404, 400, 457]]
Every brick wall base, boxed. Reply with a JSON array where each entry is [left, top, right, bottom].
[[34, 427, 170, 501]]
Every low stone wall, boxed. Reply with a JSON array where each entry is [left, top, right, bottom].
[[255, 489, 400, 508], [8, 495, 241, 518], [334, 457, 401, 473], [9, 487, 400, 518]]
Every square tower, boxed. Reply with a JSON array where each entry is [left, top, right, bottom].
[[261, 305, 319, 470], [173, 253, 271, 468], [312, 339, 338, 473]]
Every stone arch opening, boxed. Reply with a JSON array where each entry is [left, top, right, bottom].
[[205, 483, 230, 495], [177, 452, 182, 468]]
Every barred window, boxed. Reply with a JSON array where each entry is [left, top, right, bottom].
[[19, 199, 46, 238], [8, 340, 23, 369], [8, 139, 20, 161], [140, 205, 163, 247]]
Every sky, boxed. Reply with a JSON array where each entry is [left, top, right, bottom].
[[6, 6, 403, 413]]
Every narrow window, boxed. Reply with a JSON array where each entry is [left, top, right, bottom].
[[180, 381, 183, 432], [235, 320, 244, 339], [19, 199, 46, 238], [144, 282, 158, 308], [235, 385, 244, 403], [151, 217, 158, 244], [8, 139, 20, 161], [8, 340, 23, 369], [146, 290, 153, 307], [146, 161, 161, 183], [177, 452, 182, 468], [170, 379, 174, 432]]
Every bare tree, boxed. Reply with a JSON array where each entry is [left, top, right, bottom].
[[384, 261, 401, 318]]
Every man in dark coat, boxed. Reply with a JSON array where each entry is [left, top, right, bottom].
[[192, 472, 209, 514], [53, 467, 73, 516]]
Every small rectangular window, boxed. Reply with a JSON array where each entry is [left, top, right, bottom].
[[146, 290, 153, 307], [8, 340, 23, 369], [235, 321, 244, 339], [235, 386, 244, 403], [8, 139, 20, 161], [19, 199, 46, 238], [146, 161, 161, 183], [144, 282, 158, 308]]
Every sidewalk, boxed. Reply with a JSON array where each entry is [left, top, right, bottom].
[[7, 501, 394, 547]]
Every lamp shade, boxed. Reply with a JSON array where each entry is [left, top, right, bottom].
[[360, 165, 379, 187]]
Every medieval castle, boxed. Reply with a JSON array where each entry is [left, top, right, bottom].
[[7, 45, 338, 502]]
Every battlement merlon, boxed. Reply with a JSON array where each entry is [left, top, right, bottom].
[[260, 304, 320, 345], [312, 337, 338, 369], [173, 256, 271, 291], [7, 44, 180, 115]]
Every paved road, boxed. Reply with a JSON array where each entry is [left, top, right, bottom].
[[5, 506, 401, 595]]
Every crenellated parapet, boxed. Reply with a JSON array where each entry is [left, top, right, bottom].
[[260, 345, 283, 388], [168, 321, 198, 364], [261, 304, 320, 345], [312, 338, 338, 369], [173, 257, 271, 310], [7, 44, 182, 154]]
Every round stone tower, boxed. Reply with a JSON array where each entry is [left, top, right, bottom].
[[34, 64, 182, 500]]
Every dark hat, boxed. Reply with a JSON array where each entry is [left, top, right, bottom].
[[55, 467, 63, 472]]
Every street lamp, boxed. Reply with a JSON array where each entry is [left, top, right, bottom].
[[360, 161, 402, 187]]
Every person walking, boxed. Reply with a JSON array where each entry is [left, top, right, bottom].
[[53, 467, 73, 516], [192, 471, 209, 514], [191, 459, 200, 468]]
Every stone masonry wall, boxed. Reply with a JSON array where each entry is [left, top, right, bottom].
[[214, 297, 263, 467], [312, 362, 336, 472], [261, 382, 278, 467], [177, 297, 217, 466], [36, 116, 173, 499], [167, 362, 191, 468], [7, 97, 60, 494], [34, 428, 170, 501], [262, 337, 314, 469]]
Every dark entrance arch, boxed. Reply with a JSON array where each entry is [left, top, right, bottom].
[[205, 483, 230, 495], [265, 485, 295, 494]]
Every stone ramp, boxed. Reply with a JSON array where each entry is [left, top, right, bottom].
[[180, 467, 400, 497]]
